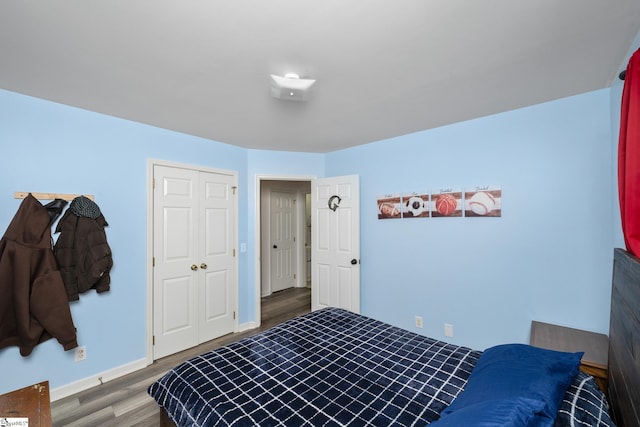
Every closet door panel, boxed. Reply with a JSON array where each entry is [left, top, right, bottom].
[[153, 166, 199, 359], [198, 171, 236, 343]]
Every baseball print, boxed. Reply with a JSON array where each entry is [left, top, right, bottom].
[[464, 186, 502, 217]]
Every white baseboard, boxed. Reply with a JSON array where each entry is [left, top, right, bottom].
[[238, 321, 257, 332], [50, 358, 148, 402]]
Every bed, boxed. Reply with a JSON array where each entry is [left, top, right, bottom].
[[149, 248, 640, 426]]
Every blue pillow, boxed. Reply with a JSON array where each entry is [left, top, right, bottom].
[[429, 397, 545, 427], [436, 344, 582, 426]]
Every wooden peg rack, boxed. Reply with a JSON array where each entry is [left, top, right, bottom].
[[14, 192, 95, 202]]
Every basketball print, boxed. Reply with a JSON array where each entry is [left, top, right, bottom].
[[469, 191, 496, 215], [435, 194, 457, 216]]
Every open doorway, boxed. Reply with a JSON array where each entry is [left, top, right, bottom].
[[257, 177, 312, 326]]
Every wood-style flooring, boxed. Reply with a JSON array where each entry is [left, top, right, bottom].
[[50, 287, 311, 426]]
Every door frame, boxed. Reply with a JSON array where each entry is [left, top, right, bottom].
[[146, 158, 239, 365], [254, 174, 315, 328]]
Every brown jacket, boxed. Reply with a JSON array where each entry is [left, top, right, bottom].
[[0, 194, 78, 356]]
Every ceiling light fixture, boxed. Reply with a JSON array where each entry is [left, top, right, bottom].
[[270, 73, 316, 101]]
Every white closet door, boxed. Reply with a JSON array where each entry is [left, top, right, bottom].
[[153, 164, 237, 359]]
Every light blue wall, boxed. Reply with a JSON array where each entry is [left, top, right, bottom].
[[327, 89, 614, 350], [0, 89, 328, 396], [0, 89, 249, 394]]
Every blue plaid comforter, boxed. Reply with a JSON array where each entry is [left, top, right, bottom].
[[148, 308, 614, 427]]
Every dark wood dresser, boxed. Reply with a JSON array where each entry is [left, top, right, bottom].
[[530, 321, 609, 393]]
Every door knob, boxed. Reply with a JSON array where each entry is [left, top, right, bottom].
[[191, 264, 198, 271], [200, 263, 208, 270], [351, 259, 358, 265], [273, 245, 278, 249]]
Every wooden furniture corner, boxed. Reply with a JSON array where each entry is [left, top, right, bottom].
[[0, 381, 52, 426], [530, 320, 609, 394]]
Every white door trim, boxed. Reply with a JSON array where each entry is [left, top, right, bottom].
[[147, 158, 239, 365], [253, 174, 315, 329]]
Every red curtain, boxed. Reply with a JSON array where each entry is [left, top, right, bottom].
[[619, 48, 640, 257]]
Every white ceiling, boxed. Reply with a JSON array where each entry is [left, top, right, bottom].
[[1, 1, 639, 153]]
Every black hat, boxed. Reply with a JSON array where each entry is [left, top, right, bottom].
[[70, 196, 101, 219]]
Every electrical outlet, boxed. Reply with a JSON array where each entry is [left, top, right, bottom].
[[74, 346, 87, 362], [444, 323, 454, 337], [415, 316, 423, 328]]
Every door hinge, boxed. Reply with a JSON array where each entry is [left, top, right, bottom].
[[233, 249, 236, 257], [152, 335, 155, 346], [232, 186, 237, 195], [294, 274, 296, 279], [152, 257, 155, 267], [153, 178, 156, 189], [233, 311, 236, 320], [293, 236, 296, 242]]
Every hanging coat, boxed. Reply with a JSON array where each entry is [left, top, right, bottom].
[[0, 194, 78, 357], [54, 196, 112, 301]]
